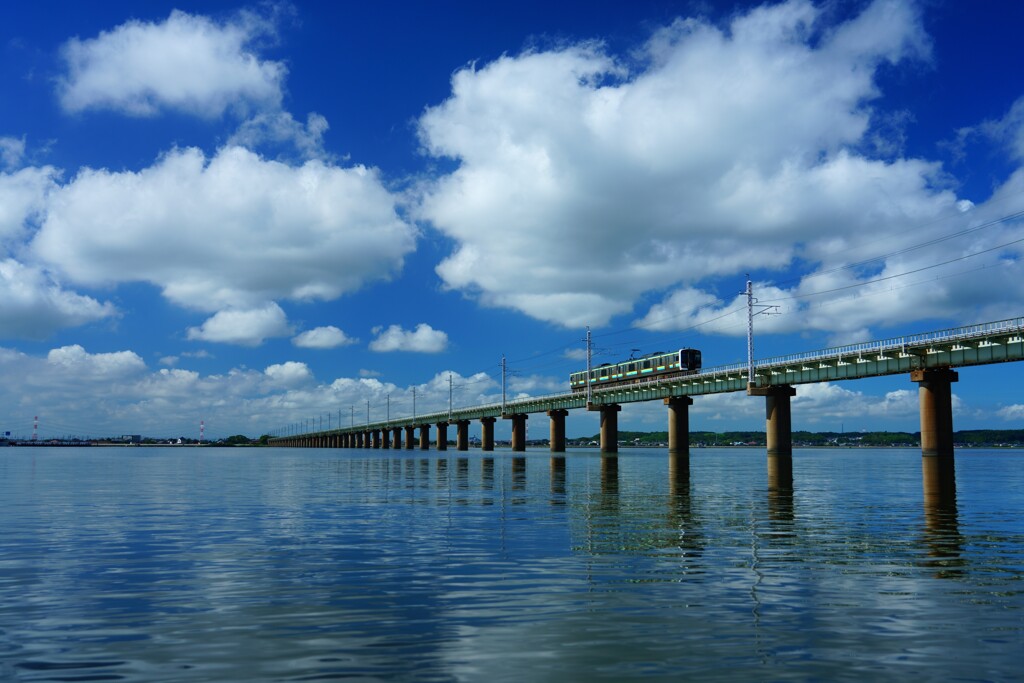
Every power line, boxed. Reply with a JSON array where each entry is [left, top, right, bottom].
[[762, 231, 1024, 304], [772, 197, 1024, 289]]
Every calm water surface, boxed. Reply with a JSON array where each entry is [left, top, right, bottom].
[[1, 447, 1021, 682]]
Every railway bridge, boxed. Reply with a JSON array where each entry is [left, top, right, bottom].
[[269, 317, 1024, 487]]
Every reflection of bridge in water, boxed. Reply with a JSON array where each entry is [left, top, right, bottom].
[[361, 452, 963, 579], [272, 317, 1021, 514]]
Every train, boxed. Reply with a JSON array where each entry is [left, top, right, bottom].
[[570, 348, 702, 392]]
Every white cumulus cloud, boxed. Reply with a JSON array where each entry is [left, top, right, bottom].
[[58, 8, 285, 117], [32, 145, 416, 312], [369, 323, 448, 353], [46, 344, 146, 378], [264, 361, 313, 387], [0, 165, 60, 247], [0, 260, 117, 340], [292, 326, 357, 349], [414, 0, 992, 333], [996, 404, 1024, 421], [187, 303, 292, 346]]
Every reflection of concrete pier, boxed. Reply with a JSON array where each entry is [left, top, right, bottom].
[[550, 456, 566, 500], [921, 454, 962, 576], [482, 457, 494, 490], [601, 455, 618, 496], [512, 456, 527, 490]]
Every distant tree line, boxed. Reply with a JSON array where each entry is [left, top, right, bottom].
[[573, 429, 1024, 448]]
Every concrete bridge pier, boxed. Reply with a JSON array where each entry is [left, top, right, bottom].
[[765, 385, 796, 459], [547, 409, 568, 452], [913, 368, 958, 503], [436, 422, 449, 451], [912, 368, 958, 459], [750, 384, 796, 486], [506, 414, 528, 451], [382, 429, 391, 449], [665, 397, 693, 455], [393, 427, 403, 449], [480, 417, 495, 451], [589, 404, 621, 453], [456, 420, 470, 451], [419, 424, 430, 450], [371, 430, 381, 449], [405, 426, 416, 450]]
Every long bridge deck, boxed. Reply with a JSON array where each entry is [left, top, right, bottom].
[[272, 317, 1024, 442], [270, 319, 1024, 475]]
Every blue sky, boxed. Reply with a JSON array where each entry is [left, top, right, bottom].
[[2, 0, 1024, 440]]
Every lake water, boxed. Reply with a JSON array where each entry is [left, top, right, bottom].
[[1, 446, 1021, 682]]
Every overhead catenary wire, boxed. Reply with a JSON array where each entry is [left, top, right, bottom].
[[761, 231, 1024, 305]]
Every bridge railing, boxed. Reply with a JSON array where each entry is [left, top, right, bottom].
[[752, 316, 1024, 370]]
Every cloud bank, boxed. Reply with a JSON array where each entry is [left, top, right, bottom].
[[416, 0, 1023, 337]]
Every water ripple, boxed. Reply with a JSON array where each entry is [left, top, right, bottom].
[[0, 447, 1021, 681]]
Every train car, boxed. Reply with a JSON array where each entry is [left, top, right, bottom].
[[569, 348, 701, 392]]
